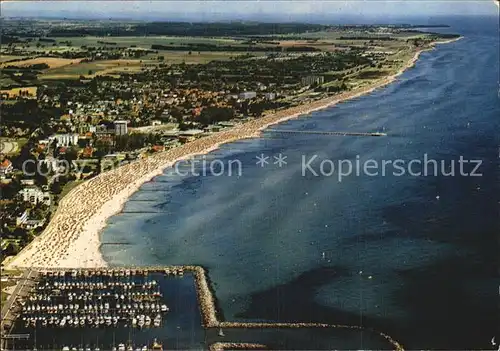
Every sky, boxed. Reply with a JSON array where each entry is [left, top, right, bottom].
[[1, 0, 498, 21]]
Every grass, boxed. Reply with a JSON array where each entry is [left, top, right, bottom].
[[0, 279, 17, 309], [1, 269, 23, 277], [355, 69, 390, 80], [0, 75, 20, 89], [59, 180, 84, 199]]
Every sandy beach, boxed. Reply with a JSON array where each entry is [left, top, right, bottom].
[[6, 39, 460, 270]]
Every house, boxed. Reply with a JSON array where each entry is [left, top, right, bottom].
[[49, 133, 79, 147], [264, 92, 276, 100], [20, 179, 35, 186], [178, 129, 204, 143], [114, 120, 128, 136], [151, 145, 165, 153], [18, 186, 51, 206], [15, 210, 29, 226], [81, 147, 94, 158], [204, 125, 221, 133], [192, 107, 203, 117], [0, 159, 13, 178], [37, 143, 47, 153], [239, 91, 257, 100], [301, 75, 325, 87], [25, 218, 46, 230]]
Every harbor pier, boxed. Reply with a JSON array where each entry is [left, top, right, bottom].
[[266, 129, 387, 137]]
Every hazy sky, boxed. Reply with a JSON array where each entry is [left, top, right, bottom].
[[1, 0, 497, 20]]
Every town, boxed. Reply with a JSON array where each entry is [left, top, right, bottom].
[[0, 19, 458, 274]]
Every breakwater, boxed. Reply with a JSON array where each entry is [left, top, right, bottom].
[[187, 266, 405, 351]]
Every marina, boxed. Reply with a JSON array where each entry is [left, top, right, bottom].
[[20, 270, 170, 330], [1, 266, 404, 351], [2, 268, 204, 351]]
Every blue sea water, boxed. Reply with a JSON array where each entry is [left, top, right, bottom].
[[101, 15, 500, 349]]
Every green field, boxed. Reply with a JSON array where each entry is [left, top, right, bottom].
[[39, 51, 250, 80], [53, 35, 243, 48], [7, 36, 248, 54]]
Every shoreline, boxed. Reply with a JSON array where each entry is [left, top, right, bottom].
[[5, 38, 460, 270]]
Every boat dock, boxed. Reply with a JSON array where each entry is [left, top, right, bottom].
[[266, 129, 387, 137]]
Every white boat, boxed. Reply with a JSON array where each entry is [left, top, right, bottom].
[[118, 345, 125, 351]]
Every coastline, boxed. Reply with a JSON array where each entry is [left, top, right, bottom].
[[5, 38, 460, 270]]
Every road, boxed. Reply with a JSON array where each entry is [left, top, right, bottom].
[[0, 269, 33, 331]]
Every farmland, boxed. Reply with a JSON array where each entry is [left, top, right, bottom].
[[0, 57, 83, 69], [0, 86, 37, 98]]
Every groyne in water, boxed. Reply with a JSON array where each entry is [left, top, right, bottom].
[[13, 266, 404, 351], [209, 342, 268, 351]]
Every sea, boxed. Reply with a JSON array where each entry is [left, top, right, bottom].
[[97, 15, 499, 350]]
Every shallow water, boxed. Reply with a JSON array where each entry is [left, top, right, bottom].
[[101, 15, 500, 349]]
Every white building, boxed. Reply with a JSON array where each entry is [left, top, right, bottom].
[[114, 120, 128, 136], [49, 134, 79, 147], [264, 92, 276, 100], [19, 186, 51, 206], [16, 210, 28, 226], [239, 91, 257, 100], [301, 75, 324, 87]]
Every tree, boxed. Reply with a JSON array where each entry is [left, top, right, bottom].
[[64, 146, 79, 163], [88, 70, 93, 75], [4, 243, 19, 256], [197, 107, 234, 126], [51, 180, 62, 195]]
